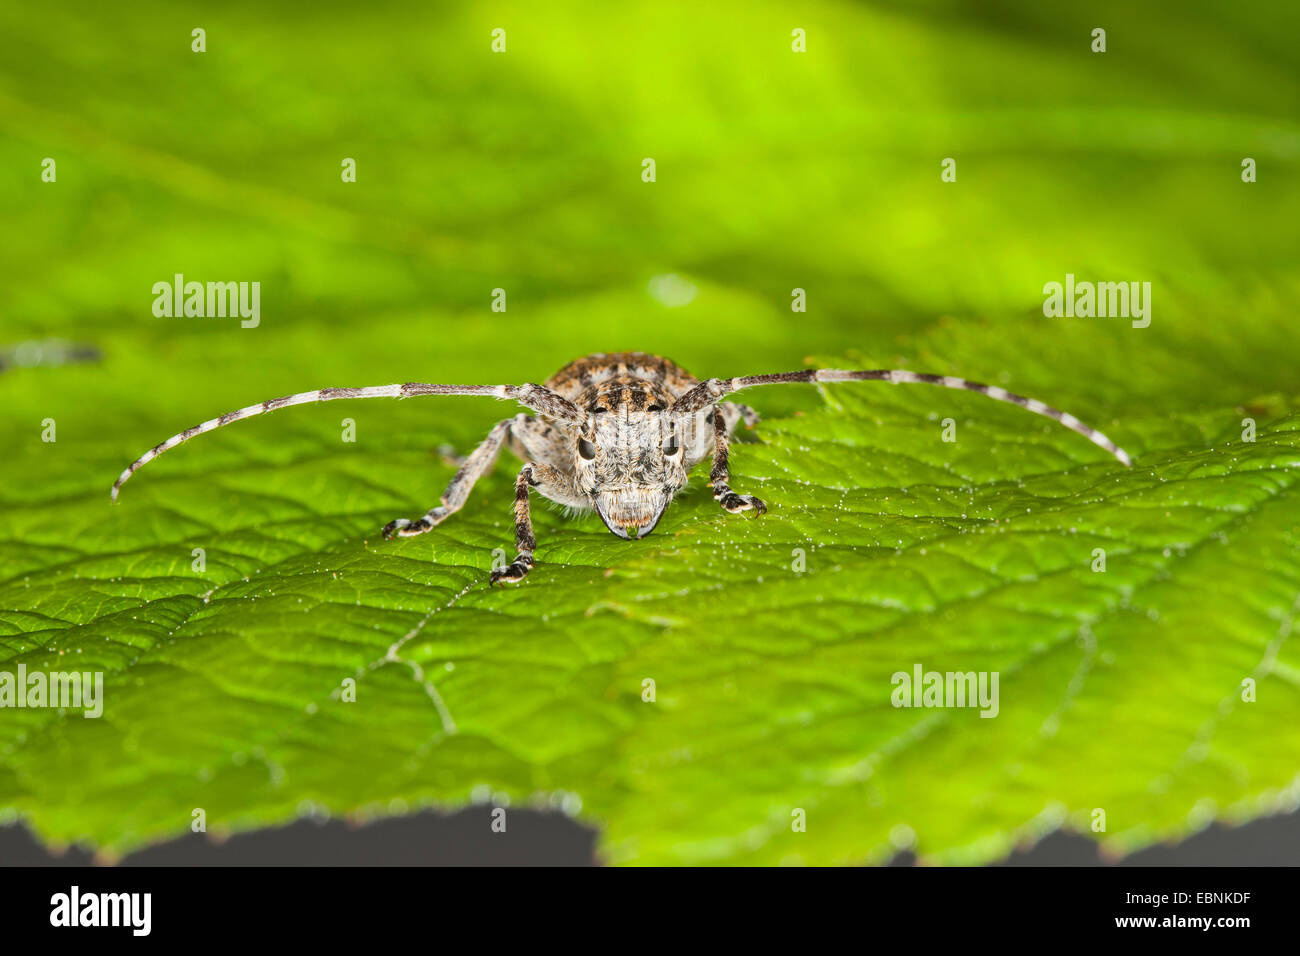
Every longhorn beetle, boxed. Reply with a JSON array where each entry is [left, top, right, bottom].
[[111, 352, 1132, 585]]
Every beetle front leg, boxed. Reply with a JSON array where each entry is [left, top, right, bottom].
[[490, 462, 569, 585], [709, 407, 766, 516], [384, 418, 511, 539]]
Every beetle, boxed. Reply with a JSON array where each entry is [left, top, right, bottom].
[[111, 351, 1132, 584]]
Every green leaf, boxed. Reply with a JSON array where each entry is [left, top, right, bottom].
[[2, 0, 1299, 864], [4, 343, 1300, 864]]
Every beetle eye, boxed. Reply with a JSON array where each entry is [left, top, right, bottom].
[[663, 433, 680, 457], [578, 437, 597, 460]]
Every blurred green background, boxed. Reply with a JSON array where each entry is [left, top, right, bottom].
[[2, 0, 1296, 432], [1, 1, 1298, 864]]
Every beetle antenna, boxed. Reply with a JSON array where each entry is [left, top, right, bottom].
[[110, 381, 585, 499], [672, 368, 1132, 466]]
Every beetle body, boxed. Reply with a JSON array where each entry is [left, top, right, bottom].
[[111, 350, 1131, 584]]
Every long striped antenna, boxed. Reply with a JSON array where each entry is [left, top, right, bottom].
[[672, 368, 1132, 466], [110, 381, 585, 500]]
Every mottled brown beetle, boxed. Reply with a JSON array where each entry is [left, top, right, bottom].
[[112, 351, 1131, 584]]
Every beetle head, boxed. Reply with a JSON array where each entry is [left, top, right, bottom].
[[574, 407, 691, 539]]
